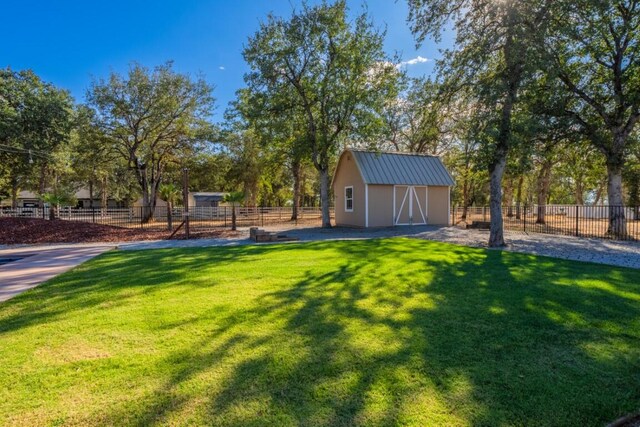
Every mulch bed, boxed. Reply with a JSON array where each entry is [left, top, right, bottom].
[[0, 218, 241, 244]]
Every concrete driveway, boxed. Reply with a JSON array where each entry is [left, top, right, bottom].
[[0, 244, 114, 302]]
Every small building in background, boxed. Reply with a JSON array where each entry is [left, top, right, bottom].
[[332, 149, 454, 227], [188, 192, 227, 208]]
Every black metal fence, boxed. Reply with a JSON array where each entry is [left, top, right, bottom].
[[0, 206, 333, 231], [452, 205, 640, 241]]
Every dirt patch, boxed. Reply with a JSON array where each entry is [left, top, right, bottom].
[[0, 218, 240, 244]]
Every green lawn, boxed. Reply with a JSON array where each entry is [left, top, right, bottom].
[[1, 238, 639, 426]]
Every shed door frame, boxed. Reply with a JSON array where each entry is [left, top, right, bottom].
[[393, 185, 428, 225]]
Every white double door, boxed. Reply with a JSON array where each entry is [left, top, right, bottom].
[[394, 185, 428, 225]]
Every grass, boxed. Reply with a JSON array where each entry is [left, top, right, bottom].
[[0, 238, 639, 426]]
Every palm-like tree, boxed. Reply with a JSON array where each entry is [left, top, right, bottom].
[[41, 191, 76, 220], [224, 191, 244, 231], [159, 183, 181, 231]]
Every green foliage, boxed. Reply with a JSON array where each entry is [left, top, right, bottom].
[[543, 0, 640, 160], [223, 191, 244, 206], [86, 62, 216, 218], [542, 0, 640, 221], [408, 0, 551, 246], [41, 187, 77, 220], [243, 0, 401, 225], [222, 128, 264, 206], [624, 149, 640, 207], [158, 183, 181, 205], [380, 77, 453, 155], [166, 151, 232, 194], [41, 189, 76, 208], [69, 105, 135, 207], [0, 68, 74, 203]]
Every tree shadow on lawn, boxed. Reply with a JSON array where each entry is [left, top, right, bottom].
[[2, 239, 640, 426], [100, 239, 640, 426]]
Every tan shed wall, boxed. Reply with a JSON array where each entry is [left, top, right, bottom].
[[427, 186, 450, 225], [333, 153, 366, 227], [367, 185, 394, 227]]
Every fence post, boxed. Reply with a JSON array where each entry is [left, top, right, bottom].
[[483, 206, 487, 222], [524, 205, 527, 233], [92, 207, 96, 223], [575, 205, 579, 237]]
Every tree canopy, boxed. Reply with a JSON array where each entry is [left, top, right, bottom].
[[86, 62, 215, 221], [243, 0, 401, 227]]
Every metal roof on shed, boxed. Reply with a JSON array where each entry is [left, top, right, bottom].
[[349, 150, 454, 186]]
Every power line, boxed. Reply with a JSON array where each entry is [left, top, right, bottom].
[[0, 143, 52, 158]]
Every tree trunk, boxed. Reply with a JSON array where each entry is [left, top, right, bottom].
[[460, 175, 469, 221], [37, 164, 47, 209], [100, 176, 108, 215], [244, 178, 259, 208], [231, 205, 237, 231], [488, 156, 507, 247], [135, 163, 159, 223], [594, 184, 604, 205], [488, 86, 517, 247], [89, 180, 94, 209], [49, 205, 56, 221], [627, 170, 639, 219], [536, 191, 546, 224], [318, 167, 331, 228], [141, 189, 151, 223], [11, 178, 18, 209], [504, 178, 514, 217], [536, 161, 552, 224], [140, 178, 160, 223], [488, 10, 522, 248], [291, 159, 301, 221], [167, 201, 173, 231], [606, 162, 627, 237], [515, 175, 524, 220], [574, 177, 584, 205]]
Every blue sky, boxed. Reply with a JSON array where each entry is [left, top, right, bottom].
[[1, 0, 452, 122]]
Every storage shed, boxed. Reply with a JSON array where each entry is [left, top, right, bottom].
[[332, 149, 454, 227]]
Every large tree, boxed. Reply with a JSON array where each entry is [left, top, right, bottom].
[[543, 0, 640, 237], [0, 68, 73, 208], [407, 0, 550, 246], [243, 0, 400, 227], [71, 105, 131, 209], [230, 85, 311, 219], [381, 78, 452, 155], [87, 62, 215, 221]]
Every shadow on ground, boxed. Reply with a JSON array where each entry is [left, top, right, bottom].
[[1, 238, 639, 426]]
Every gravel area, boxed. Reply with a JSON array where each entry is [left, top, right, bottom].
[[416, 227, 640, 269], [118, 225, 640, 269]]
